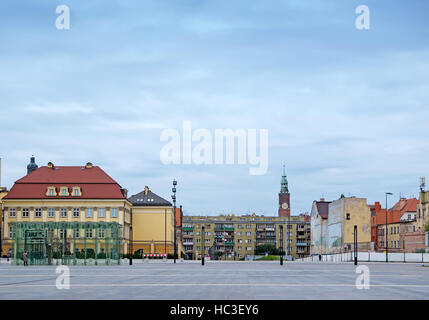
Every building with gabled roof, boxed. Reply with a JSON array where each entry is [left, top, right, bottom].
[[375, 197, 418, 252], [310, 199, 331, 255], [128, 186, 181, 257], [1, 158, 132, 262]]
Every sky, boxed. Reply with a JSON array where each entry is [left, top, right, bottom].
[[0, 0, 428, 216]]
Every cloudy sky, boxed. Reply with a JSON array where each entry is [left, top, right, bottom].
[[0, 0, 428, 216]]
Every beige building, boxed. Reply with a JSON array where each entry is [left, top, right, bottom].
[[1, 159, 132, 259], [311, 196, 371, 254], [417, 190, 429, 231], [128, 186, 180, 256], [182, 213, 310, 260]]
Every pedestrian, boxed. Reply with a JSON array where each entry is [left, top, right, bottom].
[[23, 250, 28, 266]]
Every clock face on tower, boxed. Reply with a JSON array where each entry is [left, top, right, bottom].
[[281, 203, 289, 210]]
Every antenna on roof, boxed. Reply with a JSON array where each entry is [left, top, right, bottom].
[[420, 177, 425, 192]]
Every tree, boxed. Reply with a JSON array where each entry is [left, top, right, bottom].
[[255, 244, 282, 256], [425, 221, 429, 232]]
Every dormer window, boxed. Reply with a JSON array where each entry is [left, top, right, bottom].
[[46, 187, 57, 197], [72, 187, 81, 197], [60, 187, 69, 197]]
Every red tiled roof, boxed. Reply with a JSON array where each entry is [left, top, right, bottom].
[[16, 166, 117, 184], [375, 198, 418, 225], [5, 166, 125, 200], [316, 201, 331, 219], [392, 198, 418, 213]]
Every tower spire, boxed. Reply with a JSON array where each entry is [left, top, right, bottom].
[[280, 163, 289, 193]]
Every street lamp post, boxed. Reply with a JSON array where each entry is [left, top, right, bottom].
[[172, 179, 177, 264], [129, 225, 133, 266], [353, 225, 357, 265], [280, 225, 283, 266], [202, 226, 205, 266], [385, 192, 393, 263]]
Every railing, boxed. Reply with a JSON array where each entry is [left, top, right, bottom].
[[297, 252, 429, 263]]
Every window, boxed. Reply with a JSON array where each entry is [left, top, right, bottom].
[[196, 231, 200, 236], [237, 232, 242, 236], [246, 224, 251, 229], [74, 229, 80, 238], [9, 225, 15, 238], [35, 208, 42, 218], [86, 208, 93, 218], [47, 188, 55, 196], [60, 187, 68, 196], [111, 208, 118, 218], [73, 208, 80, 218], [86, 229, 93, 238], [98, 208, 105, 218], [61, 208, 67, 218], [346, 213, 350, 220], [48, 208, 54, 218], [246, 239, 252, 243], [73, 188, 80, 196], [9, 208, 16, 217], [246, 247, 252, 251], [238, 246, 242, 251], [197, 239, 201, 243], [98, 229, 105, 238], [22, 208, 29, 218], [205, 239, 210, 243], [60, 229, 66, 239], [246, 232, 252, 236]]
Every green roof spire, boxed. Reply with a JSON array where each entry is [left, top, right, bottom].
[[280, 163, 289, 193]]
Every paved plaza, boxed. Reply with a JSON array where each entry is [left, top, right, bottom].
[[0, 261, 428, 300]]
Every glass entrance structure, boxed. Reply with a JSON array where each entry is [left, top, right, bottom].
[[10, 222, 122, 265]]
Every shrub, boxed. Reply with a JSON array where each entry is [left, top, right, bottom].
[[133, 252, 142, 259], [256, 255, 280, 261], [255, 244, 283, 256]]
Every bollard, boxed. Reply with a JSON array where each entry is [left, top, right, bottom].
[[280, 256, 283, 266]]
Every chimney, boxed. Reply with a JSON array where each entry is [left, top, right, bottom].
[[47, 162, 54, 168], [85, 162, 93, 169]]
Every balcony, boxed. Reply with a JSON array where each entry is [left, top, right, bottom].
[[183, 227, 194, 231], [183, 242, 193, 246], [225, 242, 234, 246], [224, 227, 234, 231]]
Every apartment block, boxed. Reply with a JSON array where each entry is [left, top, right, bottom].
[[181, 213, 310, 260]]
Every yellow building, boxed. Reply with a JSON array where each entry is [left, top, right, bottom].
[[0, 187, 8, 256], [417, 190, 429, 231], [128, 186, 179, 256], [312, 196, 372, 254], [182, 213, 310, 260], [1, 159, 131, 260]]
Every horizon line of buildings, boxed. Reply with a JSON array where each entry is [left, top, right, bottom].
[[0, 156, 427, 265]]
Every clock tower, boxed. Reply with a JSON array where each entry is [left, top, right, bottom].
[[278, 165, 290, 217]]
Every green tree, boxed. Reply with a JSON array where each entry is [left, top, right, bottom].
[[425, 221, 429, 232], [255, 244, 283, 256]]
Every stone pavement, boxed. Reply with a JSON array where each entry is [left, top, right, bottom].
[[0, 261, 428, 300]]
